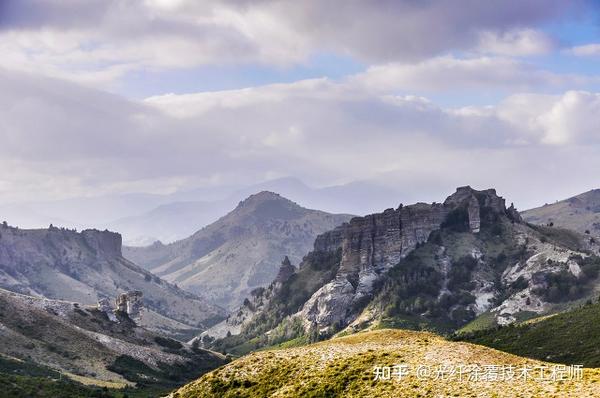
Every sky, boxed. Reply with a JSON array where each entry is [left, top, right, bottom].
[[1, 0, 600, 214]]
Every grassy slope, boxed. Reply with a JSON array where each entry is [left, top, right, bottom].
[[168, 329, 600, 398], [457, 301, 600, 367]]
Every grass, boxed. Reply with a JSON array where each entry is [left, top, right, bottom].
[[457, 310, 497, 334], [456, 300, 600, 367], [168, 329, 600, 398]]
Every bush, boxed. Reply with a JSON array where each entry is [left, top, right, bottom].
[[154, 336, 183, 350]]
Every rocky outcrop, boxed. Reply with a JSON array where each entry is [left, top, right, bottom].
[[274, 256, 296, 285], [115, 290, 143, 321], [298, 186, 519, 330], [209, 187, 600, 354]]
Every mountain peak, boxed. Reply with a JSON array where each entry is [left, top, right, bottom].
[[245, 191, 285, 202], [235, 191, 299, 211]]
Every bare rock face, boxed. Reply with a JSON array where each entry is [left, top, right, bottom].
[[97, 297, 119, 322], [300, 186, 516, 330]]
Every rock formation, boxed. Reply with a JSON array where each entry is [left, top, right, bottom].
[[97, 297, 118, 322], [273, 256, 296, 285], [298, 186, 518, 329], [115, 290, 143, 321]]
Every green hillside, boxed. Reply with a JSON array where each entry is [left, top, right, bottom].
[[456, 300, 600, 367]]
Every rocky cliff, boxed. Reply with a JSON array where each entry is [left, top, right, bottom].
[[208, 187, 600, 353], [298, 186, 522, 330], [0, 224, 225, 339]]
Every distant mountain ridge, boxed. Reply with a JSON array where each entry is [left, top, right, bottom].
[[521, 189, 600, 237], [0, 177, 401, 246], [0, 223, 225, 339], [123, 192, 353, 310]]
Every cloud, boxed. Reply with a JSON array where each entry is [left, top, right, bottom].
[[476, 29, 556, 56], [0, 0, 585, 84], [570, 43, 600, 57], [2, 68, 600, 209], [352, 56, 597, 93]]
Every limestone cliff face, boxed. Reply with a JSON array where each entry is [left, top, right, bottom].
[[299, 186, 517, 329]]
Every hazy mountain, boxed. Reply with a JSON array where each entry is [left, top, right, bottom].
[[111, 178, 400, 245], [0, 223, 225, 339], [207, 187, 600, 354], [521, 189, 600, 237], [123, 192, 353, 310], [109, 200, 233, 246], [0, 288, 225, 394], [1, 177, 402, 246]]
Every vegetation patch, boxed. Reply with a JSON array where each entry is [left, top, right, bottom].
[[457, 299, 600, 367]]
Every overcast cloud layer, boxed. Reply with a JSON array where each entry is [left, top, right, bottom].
[[1, 0, 600, 218]]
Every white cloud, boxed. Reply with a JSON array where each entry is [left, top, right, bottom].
[[570, 43, 600, 57], [0, 0, 582, 85], [2, 68, 600, 208], [476, 29, 555, 56], [352, 56, 596, 93]]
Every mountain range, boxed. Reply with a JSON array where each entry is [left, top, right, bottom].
[[204, 186, 600, 355], [123, 192, 353, 309], [3, 185, 600, 397]]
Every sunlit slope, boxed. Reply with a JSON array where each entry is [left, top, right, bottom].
[[457, 300, 600, 367], [168, 329, 600, 398]]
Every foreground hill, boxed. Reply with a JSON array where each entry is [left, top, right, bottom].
[[0, 288, 226, 396], [457, 299, 600, 367], [208, 186, 600, 354], [170, 329, 600, 398], [0, 223, 225, 339], [522, 189, 600, 237], [123, 192, 352, 309]]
